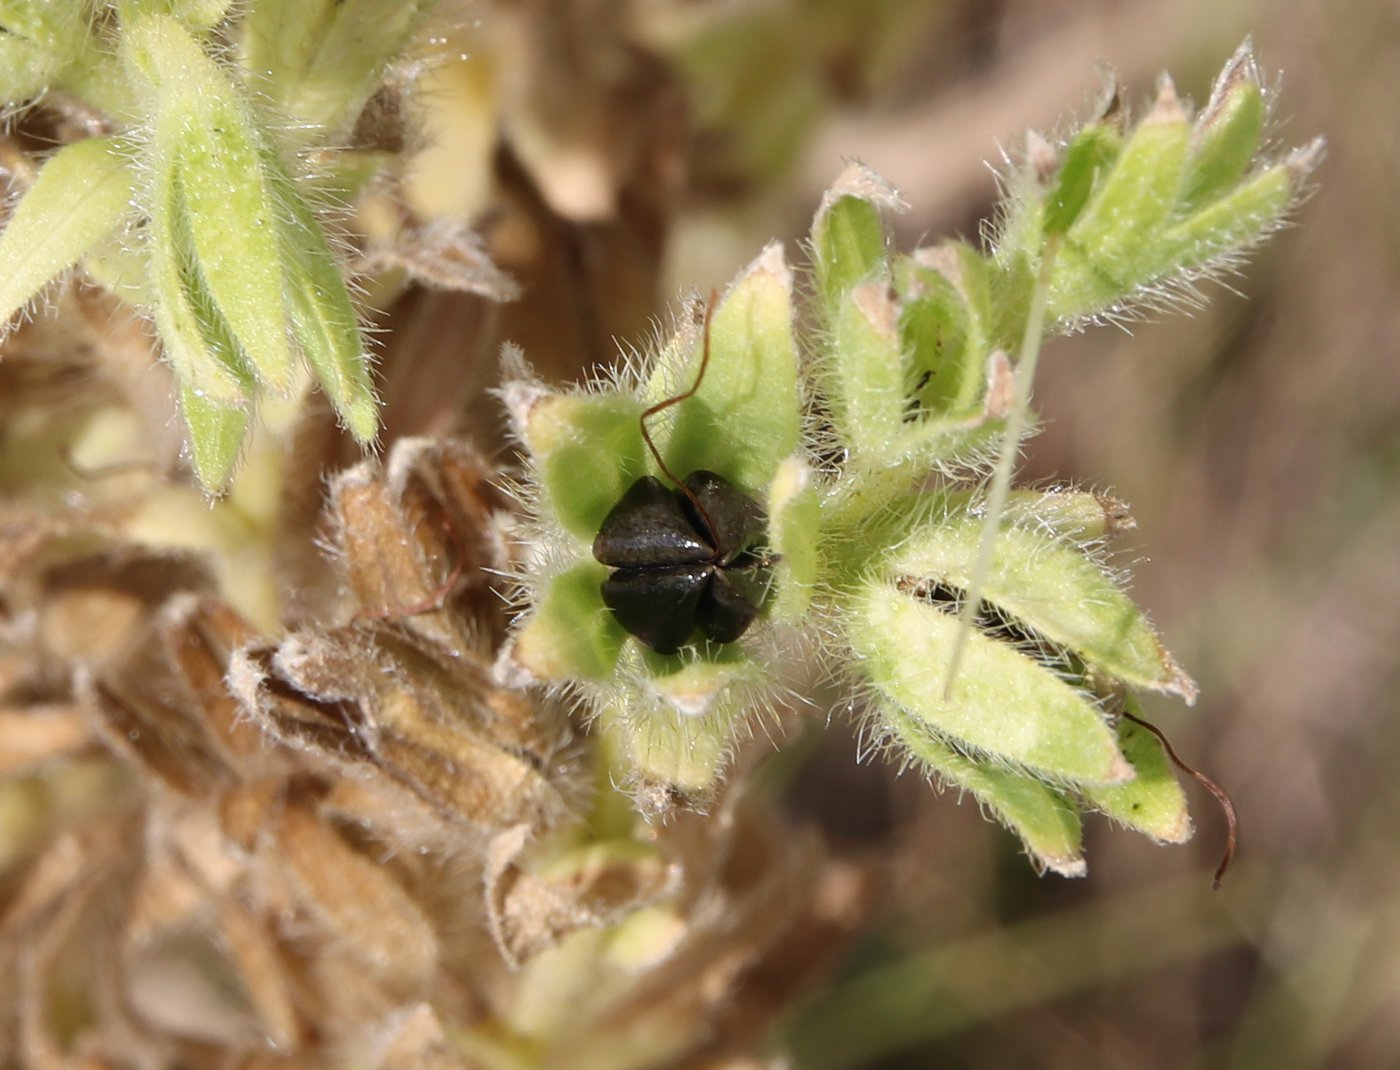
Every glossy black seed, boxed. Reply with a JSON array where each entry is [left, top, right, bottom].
[[593, 476, 713, 567], [601, 564, 711, 655], [680, 471, 766, 566], [592, 471, 770, 653], [697, 564, 767, 643]]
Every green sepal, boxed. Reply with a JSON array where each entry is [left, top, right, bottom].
[[169, 122, 294, 394], [766, 457, 820, 623], [179, 383, 249, 489], [1044, 123, 1123, 237], [148, 141, 255, 408], [886, 513, 1196, 698], [263, 153, 379, 443], [848, 579, 1131, 786], [589, 645, 761, 802], [82, 229, 151, 302], [917, 241, 1010, 366], [0, 34, 58, 108], [511, 562, 626, 683], [885, 704, 1085, 876], [895, 255, 979, 418], [125, 0, 235, 29], [638, 641, 763, 718], [600, 695, 735, 801], [125, 13, 298, 394], [997, 488, 1134, 545], [1158, 163, 1295, 270], [884, 247, 1012, 468], [1050, 81, 1192, 322], [238, 0, 436, 140], [1079, 705, 1192, 843], [1183, 42, 1265, 210], [0, 0, 94, 105], [654, 243, 800, 496], [810, 162, 899, 306], [515, 391, 647, 542], [826, 279, 905, 462], [0, 137, 135, 331]]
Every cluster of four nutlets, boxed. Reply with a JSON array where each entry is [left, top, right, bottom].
[[590, 305, 773, 655]]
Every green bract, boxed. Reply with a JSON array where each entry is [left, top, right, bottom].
[[503, 47, 1317, 874]]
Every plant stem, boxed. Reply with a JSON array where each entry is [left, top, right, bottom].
[[944, 235, 1060, 697]]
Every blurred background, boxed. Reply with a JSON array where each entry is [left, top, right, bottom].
[[389, 0, 1398, 1065]]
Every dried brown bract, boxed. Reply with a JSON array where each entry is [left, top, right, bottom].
[[232, 438, 574, 845]]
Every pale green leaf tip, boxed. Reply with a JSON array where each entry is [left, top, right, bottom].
[[819, 159, 907, 216], [1043, 852, 1088, 879], [1203, 38, 1262, 122], [731, 238, 792, 297], [339, 383, 380, 444], [181, 387, 249, 490], [1284, 137, 1327, 185], [644, 654, 759, 719]]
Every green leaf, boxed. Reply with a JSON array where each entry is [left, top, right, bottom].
[[509, 389, 648, 542], [886, 704, 1085, 876], [848, 579, 1131, 786], [0, 137, 134, 331], [1079, 706, 1192, 843], [886, 513, 1197, 698], [656, 243, 801, 496]]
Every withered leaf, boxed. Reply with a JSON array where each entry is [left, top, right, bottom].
[[484, 823, 679, 966]]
